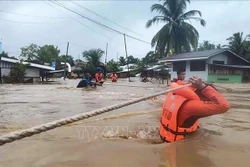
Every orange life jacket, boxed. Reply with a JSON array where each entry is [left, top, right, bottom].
[[160, 83, 200, 142], [110, 74, 117, 82]]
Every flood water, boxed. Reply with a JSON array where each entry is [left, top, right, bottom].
[[0, 78, 250, 167]]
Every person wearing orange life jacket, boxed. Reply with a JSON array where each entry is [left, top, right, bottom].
[[110, 72, 118, 82], [172, 70, 186, 83], [160, 76, 230, 143], [95, 67, 104, 86]]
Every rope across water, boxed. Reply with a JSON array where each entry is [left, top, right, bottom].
[[0, 83, 191, 146]]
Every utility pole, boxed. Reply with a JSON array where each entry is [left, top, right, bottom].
[[123, 34, 131, 82], [0, 38, 2, 84], [117, 52, 119, 63], [64, 42, 69, 80], [105, 43, 108, 64]]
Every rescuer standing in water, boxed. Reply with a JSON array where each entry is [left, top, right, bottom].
[[160, 76, 230, 143]]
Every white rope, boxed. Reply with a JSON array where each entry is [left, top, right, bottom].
[[0, 83, 192, 146]]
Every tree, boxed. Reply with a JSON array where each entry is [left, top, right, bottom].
[[106, 59, 121, 73], [197, 40, 216, 51], [20, 43, 39, 61], [127, 55, 140, 64], [0, 51, 18, 60], [0, 51, 8, 58], [146, 0, 206, 55], [59, 55, 74, 66], [37, 45, 60, 64], [3, 62, 26, 83], [216, 44, 222, 49], [142, 51, 160, 64], [82, 49, 104, 67], [224, 32, 250, 60], [119, 56, 127, 66]]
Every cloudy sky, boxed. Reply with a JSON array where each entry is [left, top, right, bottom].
[[0, 0, 250, 63]]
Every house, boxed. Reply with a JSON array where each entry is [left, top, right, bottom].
[[114, 68, 138, 78], [0, 57, 55, 83], [158, 49, 250, 83], [140, 65, 170, 79]]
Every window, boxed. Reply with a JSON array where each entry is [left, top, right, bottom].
[[173, 61, 186, 72], [212, 60, 224, 64], [190, 60, 206, 71]]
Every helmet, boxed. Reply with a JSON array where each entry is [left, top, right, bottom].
[[97, 67, 101, 71]]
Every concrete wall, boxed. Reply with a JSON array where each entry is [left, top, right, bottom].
[[25, 67, 40, 78], [208, 75, 242, 83], [1, 68, 11, 77], [170, 61, 208, 81], [207, 52, 228, 64]]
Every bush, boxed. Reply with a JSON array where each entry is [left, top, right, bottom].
[[3, 62, 26, 83]]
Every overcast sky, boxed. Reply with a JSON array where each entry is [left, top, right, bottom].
[[0, 0, 250, 63]]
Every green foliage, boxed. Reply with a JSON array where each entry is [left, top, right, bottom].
[[3, 62, 26, 83], [142, 51, 160, 65], [106, 59, 122, 73], [119, 56, 126, 66], [20, 43, 60, 65], [20, 43, 39, 61], [197, 41, 216, 51], [0, 51, 18, 60], [37, 45, 60, 64], [82, 48, 104, 67], [146, 0, 206, 55], [0, 51, 8, 58], [59, 55, 74, 66], [224, 32, 250, 61], [128, 55, 139, 64]]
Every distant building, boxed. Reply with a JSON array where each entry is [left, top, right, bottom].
[[0, 57, 55, 83], [159, 49, 250, 83]]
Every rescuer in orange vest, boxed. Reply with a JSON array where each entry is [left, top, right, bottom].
[[110, 72, 118, 82], [160, 76, 230, 143], [172, 70, 186, 83]]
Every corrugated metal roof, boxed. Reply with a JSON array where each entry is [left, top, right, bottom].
[[1, 57, 55, 70], [159, 49, 228, 62]]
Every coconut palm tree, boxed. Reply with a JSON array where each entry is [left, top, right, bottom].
[[197, 40, 216, 51], [146, 0, 206, 55], [119, 56, 127, 66], [225, 32, 250, 59], [82, 48, 104, 67]]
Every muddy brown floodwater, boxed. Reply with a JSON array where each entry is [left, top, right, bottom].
[[0, 78, 250, 167]]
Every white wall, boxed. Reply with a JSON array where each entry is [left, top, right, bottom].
[[207, 52, 228, 64], [25, 67, 40, 78], [170, 61, 208, 81], [1, 68, 11, 77]]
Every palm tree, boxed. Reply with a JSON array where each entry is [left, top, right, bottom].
[[119, 56, 127, 66], [198, 40, 216, 51], [224, 32, 250, 59], [82, 49, 104, 67], [146, 0, 206, 55]]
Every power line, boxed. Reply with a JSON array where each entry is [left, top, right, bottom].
[[55, 1, 115, 35], [70, 42, 92, 49], [69, 1, 142, 36], [0, 9, 69, 19], [43, 0, 111, 40], [50, 0, 151, 45], [0, 18, 68, 24]]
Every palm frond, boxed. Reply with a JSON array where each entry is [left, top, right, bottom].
[[175, 0, 189, 18], [185, 16, 206, 26], [146, 16, 169, 28], [179, 10, 202, 19], [151, 4, 172, 17]]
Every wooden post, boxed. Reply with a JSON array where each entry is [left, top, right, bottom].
[[105, 43, 108, 64], [123, 34, 131, 82]]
